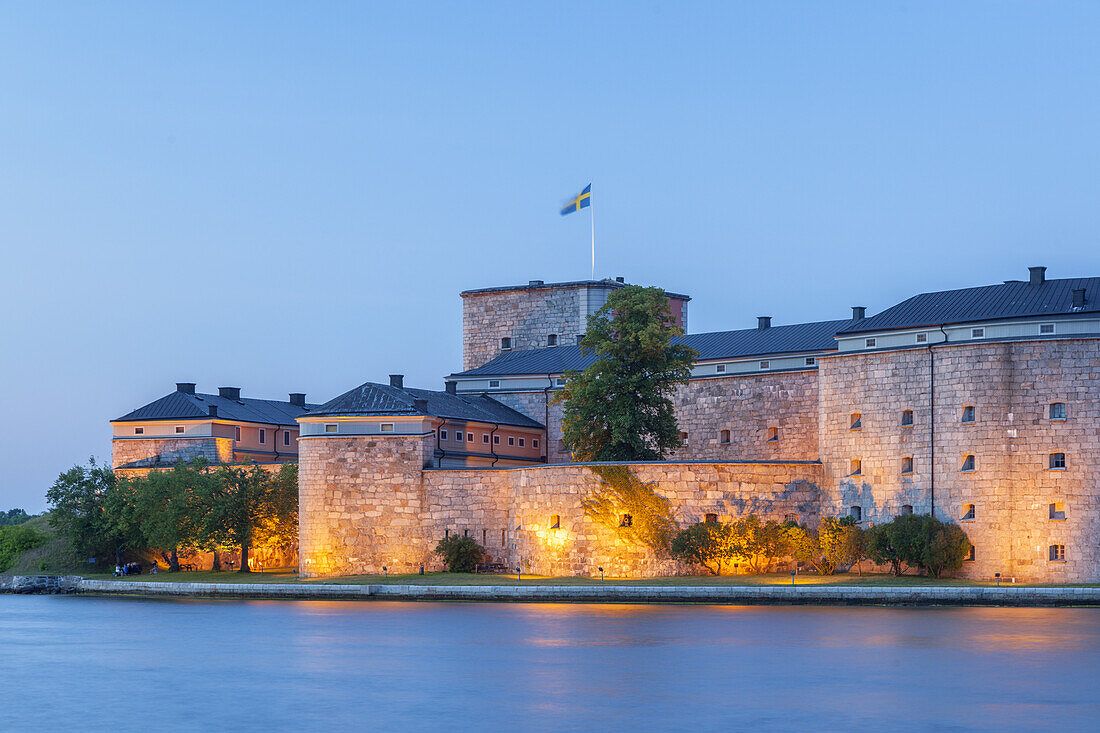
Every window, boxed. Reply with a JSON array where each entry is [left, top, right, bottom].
[[1040, 323, 1055, 335], [379, 423, 394, 433], [850, 413, 862, 430], [720, 429, 730, 444], [901, 456, 913, 474], [175, 425, 185, 434], [900, 504, 914, 515], [759, 360, 770, 369], [850, 505, 862, 522], [547, 334, 557, 347], [259, 428, 266, 444], [518, 437, 525, 447], [1049, 544, 1066, 562], [482, 434, 490, 444], [283, 431, 291, 447], [488, 380, 500, 388], [961, 405, 975, 424], [962, 504, 975, 521], [134, 427, 144, 435], [849, 459, 862, 476], [961, 454, 975, 472], [555, 378, 566, 387], [1049, 452, 1066, 470], [916, 333, 927, 344], [234, 426, 241, 440], [901, 409, 914, 427], [1050, 502, 1066, 520], [971, 328, 985, 338], [508, 436, 515, 446], [440, 429, 448, 440], [494, 435, 500, 445], [501, 337, 512, 350], [575, 334, 585, 346], [805, 357, 816, 366], [766, 427, 778, 442], [456, 431, 463, 442], [550, 515, 560, 529], [1049, 402, 1067, 420], [716, 364, 725, 373], [784, 513, 798, 524], [483, 529, 487, 545], [680, 431, 689, 446], [865, 338, 876, 348], [619, 514, 633, 527], [965, 546, 975, 562], [704, 513, 718, 524], [501, 529, 506, 546], [532, 439, 539, 449], [467, 432, 474, 442], [325, 424, 338, 433], [463, 529, 469, 538]]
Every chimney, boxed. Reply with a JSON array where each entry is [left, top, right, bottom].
[[176, 382, 196, 395], [412, 398, 429, 412], [208, 405, 218, 417], [218, 386, 241, 401], [445, 382, 457, 394], [757, 316, 772, 330], [389, 374, 404, 389], [289, 393, 306, 407], [1029, 266, 1047, 286], [616, 276, 625, 283], [852, 306, 866, 321], [1073, 288, 1087, 309], [528, 280, 544, 287]]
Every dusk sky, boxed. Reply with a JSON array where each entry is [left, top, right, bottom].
[[3, 3, 1100, 511]]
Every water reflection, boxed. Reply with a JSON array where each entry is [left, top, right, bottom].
[[1, 596, 1098, 731]]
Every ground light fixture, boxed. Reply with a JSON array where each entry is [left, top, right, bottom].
[[995, 572, 1001, 587], [382, 566, 388, 579], [791, 570, 796, 585], [599, 566, 604, 581], [516, 566, 522, 581]]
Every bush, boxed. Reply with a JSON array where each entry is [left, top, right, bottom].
[[0, 524, 47, 572], [671, 522, 734, 575], [434, 534, 487, 573], [867, 514, 971, 577]]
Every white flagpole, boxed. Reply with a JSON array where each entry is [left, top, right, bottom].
[[589, 182, 595, 279]]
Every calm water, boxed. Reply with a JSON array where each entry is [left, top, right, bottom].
[[1, 596, 1098, 731]]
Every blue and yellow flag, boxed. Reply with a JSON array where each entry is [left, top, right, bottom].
[[560, 183, 591, 216]]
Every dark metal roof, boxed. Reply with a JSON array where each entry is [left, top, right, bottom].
[[308, 381, 544, 428], [460, 278, 691, 301], [450, 319, 853, 378], [114, 391, 320, 425], [838, 277, 1100, 335]]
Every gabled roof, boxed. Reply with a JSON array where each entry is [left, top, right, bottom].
[[114, 391, 319, 425], [838, 277, 1100, 335], [450, 319, 854, 378], [307, 381, 544, 428], [460, 278, 691, 301]]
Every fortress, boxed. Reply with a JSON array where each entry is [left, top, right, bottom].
[[114, 267, 1100, 582]]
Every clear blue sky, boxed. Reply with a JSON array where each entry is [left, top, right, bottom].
[[3, 3, 1099, 511]]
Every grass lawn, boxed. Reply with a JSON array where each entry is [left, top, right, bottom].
[[76, 569, 1067, 587]]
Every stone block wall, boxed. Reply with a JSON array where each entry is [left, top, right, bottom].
[[462, 287, 583, 370], [112, 437, 234, 469]]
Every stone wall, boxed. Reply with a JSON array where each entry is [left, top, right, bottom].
[[112, 437, 234, 469], [819, 339, 1100, 583], [462, 287, 583, 370]]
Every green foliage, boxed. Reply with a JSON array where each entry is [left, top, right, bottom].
[[866, 514, 971, 577], [198, 463, 299, 573], [553, 285, 697, 461], [923, 521, 972, 578], [672, 516, 793, 575], [434, 534, 488, 573], [0, 509, 33, 526], [46, 458, 130, 563], [818, 517, 866, 574], [0, 524, 46, 572], [671, 522, 735, 575], [584, 466, 679, 554], [730, 516, 789, 574]]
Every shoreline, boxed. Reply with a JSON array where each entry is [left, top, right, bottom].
[[4, 575, 1100, 606]]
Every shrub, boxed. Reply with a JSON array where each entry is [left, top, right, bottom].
[[867, 514, 971, 577], [0, 524, 47, 572], [434, 534, 487, 573], [923, 521, 972, 578], [671, 521, 735, 575]]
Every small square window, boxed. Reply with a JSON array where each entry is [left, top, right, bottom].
[[501, 337, 512, 350], [704, 513, 718, 524], [1049, 452, 1066, 470], [258, 428, 266, 444], [901, 457, 914, 474], [1049, 544, 1065, 562], [488, 380, 500, 388], [440, 429, 448, 440], [805, 357, 816, 365], [961, 454, 975, 472], [135, 427, 144, 435], [900, 504, 913, 515], [456, 431, 464, 442], [962, 503, 975, 521], [720, 429, 731, 444], [482, 434, 490, 444], [325, 424, 338, 433], [766, 427, 778, 442], [849, 459, 862, 476], [965, 546, 975, 562], [916, 333, 927, 344], [508, 436, 515, 446], [381, 423, 394, 433], [961, 405, 975, 424], [716, 364, 726, 373], [1049, 502, 1066, 520], [784, 513, 798, 524], [865, 338, 876, 348], [850, 505, 862, 522], [680, 431, 689, 446], [283, 431, 291, 446], [494, 435, 500, 445], [850, 413, 862, 430], [175, 426, 185, 434], [971, 328, 985, 338], [532, 439, 539, 449], [759, 361, 770, 369], [555, 378, 566, 387], [1049, 402, 1067, 420], [547, 334, 557, 346], [550, 514, 560, 529], [901, 409, 914, 427], [1040, 323, 1055, 335], [619, 514, 633, 528], [518, 437, 525, 447]]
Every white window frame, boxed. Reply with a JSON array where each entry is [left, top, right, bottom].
[[380, 423, 395, 433], [865, 338, 876, 348], [439, 429, 447, 440], [971, 328, 985, 338], [258, 428, 266, 444], [1040, 323, 1055, 335], [175, 425, 185, 434], [488, 380, 500, 388], [283, 431, 291, 447], [508, 436, 515, 446], [134, 427, 144, 435], [915, 333, 927, 343], [235, 426, 241, 441], [325, 424, 338, 433], [500, 337, 512, 350], [518, 437, 525, 447], [805, 357, 815, 365], [759, 360, 769, 369], [716, 364, 725, 373]]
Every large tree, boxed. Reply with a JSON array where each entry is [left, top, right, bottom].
[[47, 458, 138, 565], [199, 463, 297, 573], [554, 285, 697, 461]]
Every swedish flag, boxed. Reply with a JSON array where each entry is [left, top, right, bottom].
[[560, 183, 591, 216]]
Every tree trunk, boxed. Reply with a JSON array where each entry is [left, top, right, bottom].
[[169, 548, 180, 573], [211, 550, 221, 572], [115, 545, 124, 567], [239, 539, 251, 573]]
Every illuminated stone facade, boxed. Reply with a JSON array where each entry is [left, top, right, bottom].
[[111, 436, 235, 469]]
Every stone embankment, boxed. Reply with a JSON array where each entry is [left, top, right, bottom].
[[3, 576, 1100, 606]]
